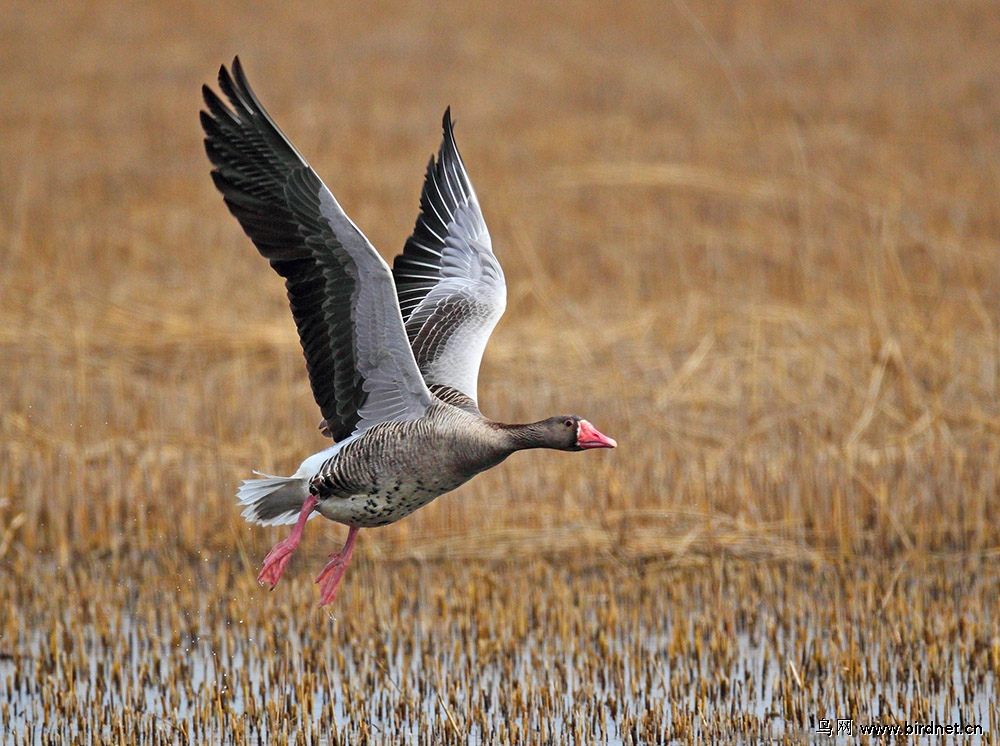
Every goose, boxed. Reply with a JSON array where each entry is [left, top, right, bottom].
[[201, 58, 616, 607]]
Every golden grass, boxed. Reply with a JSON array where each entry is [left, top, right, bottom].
[[2, 556, 998, 743], [2, 0, 1000, 740]]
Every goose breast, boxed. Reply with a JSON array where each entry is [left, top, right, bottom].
[[311, 403, 507, 527]]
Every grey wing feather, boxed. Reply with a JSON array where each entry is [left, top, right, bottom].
[[202, 57, 432, 438], [392, 109, 506, 412]]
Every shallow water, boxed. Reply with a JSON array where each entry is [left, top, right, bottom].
[[2, 558, 997, 743]]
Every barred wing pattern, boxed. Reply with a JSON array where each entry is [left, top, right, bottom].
[[392, 110, 506, 413], [202, 58, 432, 440]]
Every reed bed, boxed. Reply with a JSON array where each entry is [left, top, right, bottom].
[[2, 0, 999, 741], [3, 555, 998, 743]]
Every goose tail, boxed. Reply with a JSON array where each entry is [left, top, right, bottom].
[[237, 472, 313, 526]]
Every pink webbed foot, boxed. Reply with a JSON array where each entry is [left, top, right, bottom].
[[315, 526, 360, 607], [257, 535, 300, 588], [256, 495, 318, 589]]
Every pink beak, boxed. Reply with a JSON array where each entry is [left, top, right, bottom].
[[577, 420, 617, 449]]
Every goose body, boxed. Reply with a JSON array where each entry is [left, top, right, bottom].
[[309, 404, 507, 529], [202, 58, 616, 606]]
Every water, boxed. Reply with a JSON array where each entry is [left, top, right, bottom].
[[2, 559, 996, 743]]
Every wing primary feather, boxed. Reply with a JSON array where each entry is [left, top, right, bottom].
[[202, 57, 432, 439], [391, 108, 507, 410]]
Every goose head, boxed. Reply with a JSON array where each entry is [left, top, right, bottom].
[[537, 415, 617, 451]]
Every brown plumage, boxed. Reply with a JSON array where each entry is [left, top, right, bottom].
[[202, 57, 616, 606]]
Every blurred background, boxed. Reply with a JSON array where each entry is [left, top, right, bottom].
[[2, 0, 999, 740]]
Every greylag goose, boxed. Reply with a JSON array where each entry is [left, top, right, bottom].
[[201, 58, 616, 606]]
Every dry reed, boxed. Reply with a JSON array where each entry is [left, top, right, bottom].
[[2, 0, 999, 741]]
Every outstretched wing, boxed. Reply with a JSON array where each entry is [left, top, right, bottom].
[[201, 57, 433, 440], [392, 110, 506, 413]]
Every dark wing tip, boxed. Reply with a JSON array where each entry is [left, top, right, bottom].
[[219, 55, 242, 85], [212, 56, 259, 122], [442, 106, 465, 162], [217, 60, 232, 92], [230, 56, 252, 99]]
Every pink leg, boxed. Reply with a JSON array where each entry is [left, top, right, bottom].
[[315, 526, 360, 607], [257, 495, 318, 589]]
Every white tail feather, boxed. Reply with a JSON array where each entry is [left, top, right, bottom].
[[236, 471, 312, 526]]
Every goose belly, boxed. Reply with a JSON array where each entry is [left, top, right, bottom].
[[314, 471, 474, 528], [309, 408, 504, 528]]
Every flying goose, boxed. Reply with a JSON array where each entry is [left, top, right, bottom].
[[201, 58, 616, 606]]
